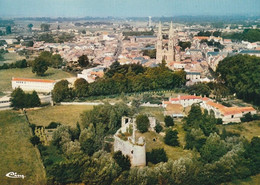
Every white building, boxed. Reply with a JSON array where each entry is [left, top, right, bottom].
[[12, 77, 56, 93]]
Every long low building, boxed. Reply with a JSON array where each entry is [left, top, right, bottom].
[[12, 77, 56, 93], [163, 95, 257, 124]]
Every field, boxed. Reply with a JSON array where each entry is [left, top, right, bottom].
[[218, 120, 260, 141], [0, 53, 25, 65], [26, 105, 93, 127], [139, 107, 165, 122], [0, 67, 74, 92], [0, 111, 46, 185]]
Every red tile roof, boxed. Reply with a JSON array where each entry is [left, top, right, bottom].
[[12, 77, 56, 83]]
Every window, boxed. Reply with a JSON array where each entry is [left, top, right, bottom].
[[231, 115, 234, 118]]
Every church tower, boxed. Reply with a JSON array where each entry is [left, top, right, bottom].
[[156, 22, 163, 63], [156, 21, 176, 63]]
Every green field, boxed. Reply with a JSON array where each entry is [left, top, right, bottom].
[[0, 53, 25, 65], [0, 111, 46, 185], [218, 120, 260, 141], [27, 105, 93, 127], [0, 67, 74, 92]]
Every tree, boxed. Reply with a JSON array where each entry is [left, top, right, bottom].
[[155, 122, 163, 133], [27, 23, 33, 31], [146, 148, 168, 164], [74, 78, 89, 97], [15, 59, 27, 68], [40, 23, 50, 32], [10, 87, 25, 109], [30, 135, 41, 146], [52, 80, 70, 103], [164, 115, 174, 127], [5, 26, 11, 34], [184, 104, 203, 130], [164, 130, 179, 146], [136, 114, 150, 133], [78, 55, 89, 67], [51, 54, 63, 68], [25, 91, 41, 108], [113, 151, 131, 171], [200, 133, 228, 163], [187, 83, 211, 97], [32, 57, 48, 76]]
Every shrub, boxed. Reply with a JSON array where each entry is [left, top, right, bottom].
[[164, 130, 179, 146], [155, 123, 163, 133], [164, 116, 174, 127], [146, 148, 168, 164], [30, 135, 41, 146], [113, 151, 131, 171], [46, 122, 61, 129]]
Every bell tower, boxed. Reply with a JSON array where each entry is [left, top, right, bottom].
[[156, 22, 163, 63]]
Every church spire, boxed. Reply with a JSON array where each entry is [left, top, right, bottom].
[[169, 21, 174, 39], [157, 21, 162, 40]]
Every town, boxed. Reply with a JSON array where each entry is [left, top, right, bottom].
[[0, 1, 260, 185]]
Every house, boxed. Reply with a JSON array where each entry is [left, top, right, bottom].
[[12, 77, 56, 93]]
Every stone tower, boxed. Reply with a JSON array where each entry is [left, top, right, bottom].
[[156, 21, 176, 63]]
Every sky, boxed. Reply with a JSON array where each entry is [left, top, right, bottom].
[[0, 0, 259, 18]]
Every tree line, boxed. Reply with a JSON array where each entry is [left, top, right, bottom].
[[52, 61, 187, 102], [216, 54, 260, 105]]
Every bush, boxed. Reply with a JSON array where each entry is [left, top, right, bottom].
[[164, 130, 179, 146], [155, 123, 163, 133], [146, 148, 168, 164], [113, 151, 131, 171], [46, 122, 61, 129], [136, 114, 150, 133], [30, 135, 41, 146], [164, 116, 174, 127]]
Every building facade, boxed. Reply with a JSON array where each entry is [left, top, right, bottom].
[[12, 77, 56, 93], [156, 22, 178, 63]]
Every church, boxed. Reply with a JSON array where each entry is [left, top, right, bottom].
[[156, 22, 180, 63]]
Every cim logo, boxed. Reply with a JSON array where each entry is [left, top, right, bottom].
[[6, 172, 25, 179]]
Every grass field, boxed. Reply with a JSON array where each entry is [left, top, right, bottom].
[[0, 67, 74, 92], [218, 120, 260, 141], [26, 105, 93, 127], [0, 111, 46, 185], [139, 107, 165, 122], [0, 53, 25, 65]]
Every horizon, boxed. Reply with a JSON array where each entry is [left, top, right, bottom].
[[0, 0, 260, 18]]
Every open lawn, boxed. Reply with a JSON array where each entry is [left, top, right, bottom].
[[218, 120, 260, 141], [136, 128, 193, 162], [26, 105, 93, 127], [0, 111, 46, 185], [0, 67, 74, 92], [139, 107, 165, 122]]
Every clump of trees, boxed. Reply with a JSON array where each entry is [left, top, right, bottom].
[[10, 88, 41, 109], [178, 41, 191, 51], [222, 29, 260, 42], [0, 59, 28, 70], [32, 51, 63, 76], [142, 49, 156, 58], [216, 54, 260, 105], [113, 151, 131, 171], [146, 148, 168, 164]]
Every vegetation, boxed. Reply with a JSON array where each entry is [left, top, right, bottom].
[[187, 82, 211, 97], [0, 59, 28, 70], [0, 111, 46, 184], [142, 49, 156, 58], [27, 105, 93, 127], [146, 148, 168, 164], [155, 122, 163, 133], [136, 114, 150, 133], [164, 115, 174, 127], [178, 41, 191, 51], [123, 30, 154, 36], [223, 29, 260, 42], [164, 130, 180, 146], [52, 80, 71, 103], [216, 54, 260, 105], [113, 151, 131, 171], [10, 88, 41, 109], [40, 23, 50, 32]]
